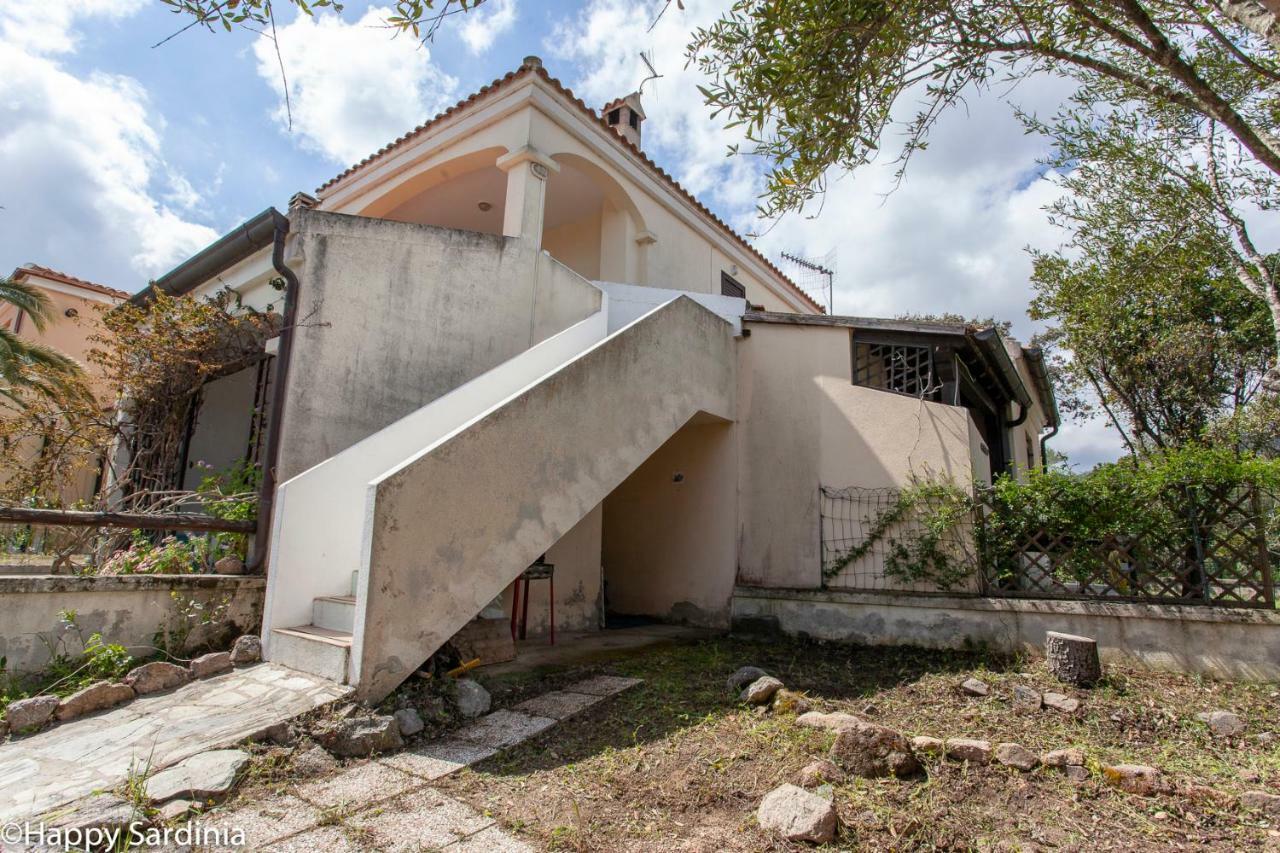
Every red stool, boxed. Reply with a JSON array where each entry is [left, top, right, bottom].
[[510, 556, 555, 644]]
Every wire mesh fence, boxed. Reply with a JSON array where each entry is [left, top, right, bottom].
[[820, 482, 1278, 608]]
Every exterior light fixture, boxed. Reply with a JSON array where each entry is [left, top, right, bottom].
[[477, 201, 493, 212]]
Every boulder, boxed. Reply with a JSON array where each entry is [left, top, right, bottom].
[[144, 749, 250, 803], [742, 676, 784, 705], [1011, 685, 1042, 712], [1043, 692, 1080, 713], [1241, 791, 1280, 816], [960, 678, 990, 697], [1179, 782, 1235, 807], [292, 744, 338, 777], [727, 666, 770, 693], [995, 743, 1039, 771], [455, 678, 491, 719], [1103, 764, 1169, 795], [230, 635, 262, 665], [1195, 710, 1245, 738], [183, 621, 235, 655], [55, 681, 135, 721], [1064, 765, 1090, 783], [1045, 631, 1101, 686], [829, 717, 921, 778], [394, 708, 425, 737], [910, 736, 944, 757], [125, 662, 191, 695], [1041, 747, 1085, 768], [773, 689, 811, 715], [6, 695, 60, 733], [317, 715, 403, 758], [797, 759, 844, 788], [945, 738, 992, 765], [797, 711, 863, 732], [757, 783, 837, 844], [189, 651, 233, 679], [213, 556, 245, 575]]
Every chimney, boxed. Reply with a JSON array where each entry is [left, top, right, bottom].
[[602, 92, 645, 148]]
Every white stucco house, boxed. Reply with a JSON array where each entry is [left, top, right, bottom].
[[130, 57, 1058, 700]]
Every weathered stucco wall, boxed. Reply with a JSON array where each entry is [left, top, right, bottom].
[[354, 296, 736, 700], [736, 321, 977, 590], [733, 587, 1280, 681], [602, 420, 738, 628], [501, 504, 604, 637], [275, 209, 602, 480], [0, 575, 264, 673]]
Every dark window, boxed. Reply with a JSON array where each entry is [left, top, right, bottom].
[[607, 108, 621, 126], [629, 110, 639, 129], [720, 271, 746, 298], [852, 340, 936, 398]]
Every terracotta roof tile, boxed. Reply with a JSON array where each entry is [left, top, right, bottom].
[[11, 264, 129, 300], [316, 62, 825, 314]]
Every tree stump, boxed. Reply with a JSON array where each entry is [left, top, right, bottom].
[[1045, 631, 1101, 686]]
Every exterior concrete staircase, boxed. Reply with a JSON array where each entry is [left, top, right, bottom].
[[263, 293, 737, 701]]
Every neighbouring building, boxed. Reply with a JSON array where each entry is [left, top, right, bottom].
[[115, 57, 1058, 700]]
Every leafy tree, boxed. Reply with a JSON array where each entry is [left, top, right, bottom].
[[155, 0, 483, 42], [0, 278, 85, 407], [688, 0, 1280, 214]]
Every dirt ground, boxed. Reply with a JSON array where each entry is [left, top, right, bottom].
[[435, 634, 1280, 852]]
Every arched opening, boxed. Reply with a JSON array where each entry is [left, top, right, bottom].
[[359, 146, 508, 236], [543, 153, 646, 283]]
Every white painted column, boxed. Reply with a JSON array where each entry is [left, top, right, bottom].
[[496, 145, 560, 250]]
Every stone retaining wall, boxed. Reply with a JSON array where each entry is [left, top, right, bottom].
[[0, 575, 264, 672], [732, 586, 1280, 681]]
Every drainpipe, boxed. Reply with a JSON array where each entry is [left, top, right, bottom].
[[247, 212, 301, 574], [1006, 401, 1028, 428], [1039, 423, 1059, 470]]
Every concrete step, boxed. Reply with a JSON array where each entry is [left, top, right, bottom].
[[312, 595, 356, 633], [271, 625, 351, 683]]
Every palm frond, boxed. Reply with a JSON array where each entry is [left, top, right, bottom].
[[0, 277, 55, 332]]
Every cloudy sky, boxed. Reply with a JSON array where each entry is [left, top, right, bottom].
[[0, 0, 1124, 467]]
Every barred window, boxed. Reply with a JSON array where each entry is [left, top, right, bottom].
[[853, 341, 935, 398]]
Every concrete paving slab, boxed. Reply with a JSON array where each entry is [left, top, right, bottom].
[[348, 787, 493, 850], [377, 738, 497, 780], [292, 760, 423, 813], [263, 824, 366, 852], [565, 675, 644, 696], [446, 824, 536, 851], [512, 690, 604, 721], [0, 663, 351, 822], [454, 710, 557, 750], [196, 792, 322, 850]]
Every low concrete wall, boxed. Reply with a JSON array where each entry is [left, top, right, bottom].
[[0, 575, 264, 673], [732, 586, 1280, 681]]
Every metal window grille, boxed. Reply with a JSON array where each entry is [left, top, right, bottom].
[[853, 341, 935, 398]]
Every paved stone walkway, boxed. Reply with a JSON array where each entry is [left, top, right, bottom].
[[0, 664, 351, 822], [193, 675, 643, 851]]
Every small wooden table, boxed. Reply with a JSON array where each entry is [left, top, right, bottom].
[[511, 556, 555, 644]]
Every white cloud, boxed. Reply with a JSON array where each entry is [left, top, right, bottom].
[[460, 0, 518, 55], [253, 6, 460, 165], [0, 6, 218, 291], [0, 0, 145, 55]]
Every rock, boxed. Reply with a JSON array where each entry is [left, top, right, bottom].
[[157, 799, 195, 822], [995, 743, 1039, 771], [251, 722, 292, 745], [742, 676, 784, 705], [6, 695, 60, 733], [945, 738, 992, 765], [756, 783, 837, 844], [1012, 685, 1042, 712], [213, 556, 245, 575], [773, 689, 812, 715], [292, 744, 338, 777], [1179, 782, 1234, 807], [960, 678, 990, 697], [1196, 710, 1245, 738], [455, 678, 491, 719], [144, 749, 250, 803], [317, 715, 403, 758], [727, 666, 770, 692], [55, 681, 135, 721], [1064, 765, 1090, 783], [1045, 631, 1101, 687], [394, 708, 425, 737], [797, 711, 863, 732], [1256, 731, 1275, 746], [230, 634, 262, 665], [797, 759, 844, 788], [829, 717, 921, 778], [1043, 692, 1080, 713], [1153, 811, 1170, 822], [1242, 791, 1280, 816], [48, 793, 138, 834], [0, 719, 8, 739], [183, 621, 234, 655], [1103, 764, 1169, 795], [910, 736, 944, 757], [189, 651, 233, 679], [125, 661, 191, 695], [1042, 747, 1086, 768]]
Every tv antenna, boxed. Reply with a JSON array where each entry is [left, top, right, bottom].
[[638, 51, 663, 95], [781, 250, 836, 314]]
